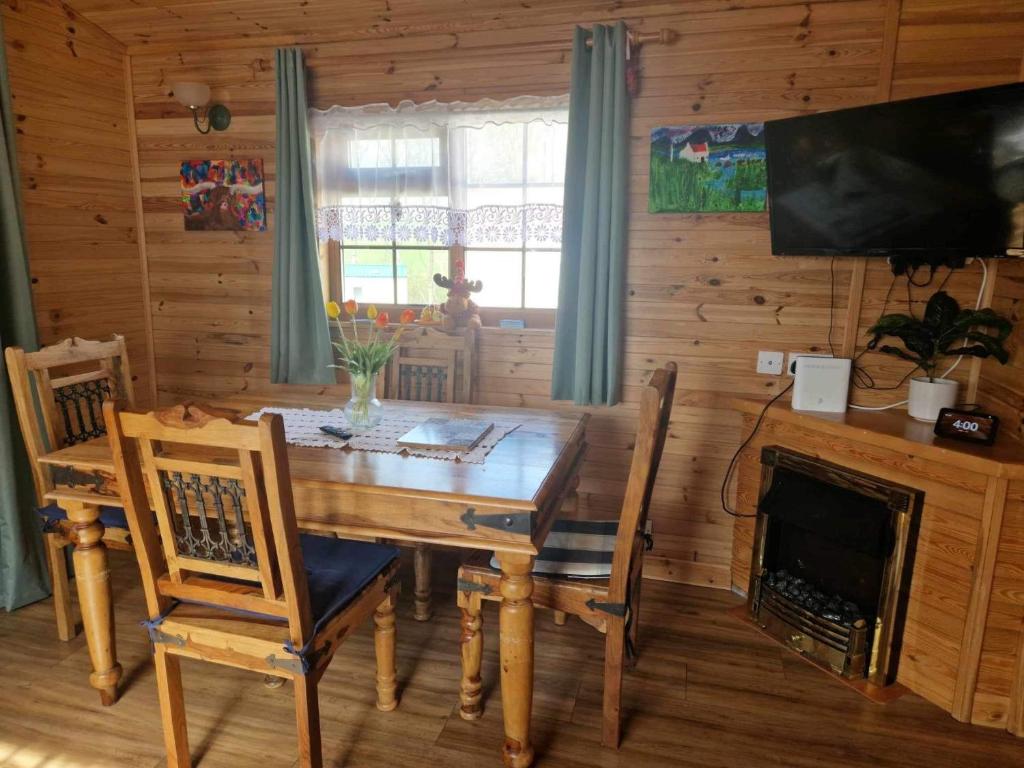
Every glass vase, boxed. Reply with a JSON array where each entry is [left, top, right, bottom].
[[344, 371, 384, 431]]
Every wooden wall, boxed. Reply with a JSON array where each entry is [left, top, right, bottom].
[[2, 0, 153, 405], [115, 0, 1024, 589], [3, 0, 1015, 587]]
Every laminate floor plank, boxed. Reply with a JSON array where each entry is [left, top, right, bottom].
[[0, 550, 1020, 767]]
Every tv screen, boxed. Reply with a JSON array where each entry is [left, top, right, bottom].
[[765, 82, 1024, 257]]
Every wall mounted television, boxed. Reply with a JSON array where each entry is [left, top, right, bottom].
[[765, 82, 1024, 259]]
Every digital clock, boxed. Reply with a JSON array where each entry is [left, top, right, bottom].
[[933, 407, 999, 446]]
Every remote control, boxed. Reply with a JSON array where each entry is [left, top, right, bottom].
[[319, 425, 353, 441]]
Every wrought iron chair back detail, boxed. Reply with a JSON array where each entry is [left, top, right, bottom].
[[397, 364, 449, 403], [386, 326, 476, 405], [54, 376, 114, 445], [159, 471, 257, 567]]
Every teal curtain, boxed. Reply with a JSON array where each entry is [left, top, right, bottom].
[[271, 47, 335, 384], [551, 23, 630, 406], [0, 14, 49, 611]]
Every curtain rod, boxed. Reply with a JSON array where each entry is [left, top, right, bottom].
[[584, 28, 676, 48]]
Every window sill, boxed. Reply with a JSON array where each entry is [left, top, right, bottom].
[[364, 305, 556, 330]]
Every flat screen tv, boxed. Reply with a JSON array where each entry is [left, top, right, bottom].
[[765, 82, 1024, 258]]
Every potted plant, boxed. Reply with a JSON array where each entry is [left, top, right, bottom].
[[866, 291, 1012, 422], [326, 299, 415, 430]]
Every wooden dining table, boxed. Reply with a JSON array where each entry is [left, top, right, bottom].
[[37, 398, 586, 768]]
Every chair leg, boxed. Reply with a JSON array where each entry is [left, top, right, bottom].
[[413, 543, 433, 621], [627, 577, 642, 669], [602, 617, 626, 749], [457, 588, 483, 720], [153, 646, 190, 768], [45, 539, 75, 641], [374, 594, 398, 712], [292, 675, 322, 768]]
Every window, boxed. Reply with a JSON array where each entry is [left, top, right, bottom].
[[311, 96, 569, 311]]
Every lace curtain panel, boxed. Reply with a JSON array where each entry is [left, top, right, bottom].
[[309, 95, 569, 248]]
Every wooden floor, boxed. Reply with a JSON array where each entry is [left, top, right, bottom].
[[1, 551, 1021, 768]]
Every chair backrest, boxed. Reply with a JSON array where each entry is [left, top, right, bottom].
[[386, 326, 476, 404], [104, 401, 314, 648], [5, 335, 135, 503], [608, 363, 677, 605]]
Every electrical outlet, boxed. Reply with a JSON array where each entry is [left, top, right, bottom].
[[787, 352, 834, 375], [757, 351, 785, 375]]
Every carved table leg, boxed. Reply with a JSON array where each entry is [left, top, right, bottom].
[[458, 587, 483, 720], [497, 552, 535, 768], [374, 593, 398, 712], [64, 501, 122, 706], [413, 542, 433, 621]]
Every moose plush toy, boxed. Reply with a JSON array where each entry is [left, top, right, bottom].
[[433, 265, 483, 332]]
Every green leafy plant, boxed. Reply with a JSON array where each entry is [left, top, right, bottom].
[[866, 291, 1012, 381]]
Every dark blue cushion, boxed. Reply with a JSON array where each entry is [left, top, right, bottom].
[[299, 534, 400, 635], [37, 502, 130, 530]]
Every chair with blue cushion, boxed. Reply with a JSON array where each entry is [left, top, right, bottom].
[[457, 363, 676, 749], [105, 400, 401, 768], [5, 335, 137, 641]]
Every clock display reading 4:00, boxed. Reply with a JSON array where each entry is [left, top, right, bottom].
[[952, 419, 980, 432]]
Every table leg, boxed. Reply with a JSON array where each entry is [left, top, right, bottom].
[[65, 501, 122, 706], [496, 552, 535, 768]]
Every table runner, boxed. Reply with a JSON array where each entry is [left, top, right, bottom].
[[246, 407, 520, 463]]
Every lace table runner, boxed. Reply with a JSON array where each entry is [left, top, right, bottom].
[[245, 407, 520, 463]]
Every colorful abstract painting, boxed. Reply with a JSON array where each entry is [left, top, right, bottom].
[[180, 159, 266, 231], [648, 123, 767, 213]]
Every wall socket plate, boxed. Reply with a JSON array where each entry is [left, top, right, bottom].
[[786, 352, 833, 375], [757, 350, 785, 375]]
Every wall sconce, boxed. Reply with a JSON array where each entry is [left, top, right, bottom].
[[172, 82, 231, 134]]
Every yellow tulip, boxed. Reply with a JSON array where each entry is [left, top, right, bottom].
[[366, 304, 378, 320], [326, 300, 342, 319]]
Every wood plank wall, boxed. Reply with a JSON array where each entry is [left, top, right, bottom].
[[2, 0, 154, 405], [5, 0, 1018, 588], [118, 0, 1024, 589]]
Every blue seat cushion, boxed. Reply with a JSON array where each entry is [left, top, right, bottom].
[[298, 534, 400, 635], [37, 502, 130, 531]]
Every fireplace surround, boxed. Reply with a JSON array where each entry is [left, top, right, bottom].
[[747, 447, 922, 687]]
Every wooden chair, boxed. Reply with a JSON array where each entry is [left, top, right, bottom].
[[385, 325, 477, 621], [457, 363, 676, 749], [104, 401, 402, 768], [4, 335, 136, 641]]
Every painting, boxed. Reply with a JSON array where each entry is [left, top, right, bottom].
[[180, 159, 266, 231], [648, 123, 767, 213]]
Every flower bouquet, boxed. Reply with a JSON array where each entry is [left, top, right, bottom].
[[326, 299, 415, 429]]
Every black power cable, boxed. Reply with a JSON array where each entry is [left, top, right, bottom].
[[720, 381, 794, 519]]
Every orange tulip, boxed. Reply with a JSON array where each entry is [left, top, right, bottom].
[[375, 311, 390, 328], [400, 308, 416, 324], [344, 299, 358, 316]]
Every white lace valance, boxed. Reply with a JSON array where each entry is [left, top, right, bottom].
[[315, 203, 563, 248]]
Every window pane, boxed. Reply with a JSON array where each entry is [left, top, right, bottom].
[[397, 248, 449, 305], [349, 139, 393, 169], [395, 137, 440, 168], [342, 248, 394, 304], [525, 250, 560, 309], [525, 185, 564, 205], [526, 121, 568, 184], [465, 250, 523, 308], [465, 123, 524, 185], [467, 186, 524, 207]]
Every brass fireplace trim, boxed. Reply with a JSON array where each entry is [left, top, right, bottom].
[[748, 447, 922, 687]]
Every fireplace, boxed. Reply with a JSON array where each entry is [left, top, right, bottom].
[[747, 447, 922, 687]]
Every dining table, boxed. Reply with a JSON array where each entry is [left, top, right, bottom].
[[37, 398, 588, 768]]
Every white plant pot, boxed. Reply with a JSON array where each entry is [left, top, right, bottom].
[[907, 377, 959, 423]]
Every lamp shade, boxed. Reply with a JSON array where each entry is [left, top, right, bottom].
[[171, 82, 211, 108]]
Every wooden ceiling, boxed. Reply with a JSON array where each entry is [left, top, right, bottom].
[[63, 0, 670, 53]]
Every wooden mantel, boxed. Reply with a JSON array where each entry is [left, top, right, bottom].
[[730, 400, 1024, 737]]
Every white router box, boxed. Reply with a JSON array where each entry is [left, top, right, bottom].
[[792, 356, 852, 414]]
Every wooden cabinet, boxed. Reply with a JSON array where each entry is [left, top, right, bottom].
[[730, 402, 1024, 736]]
